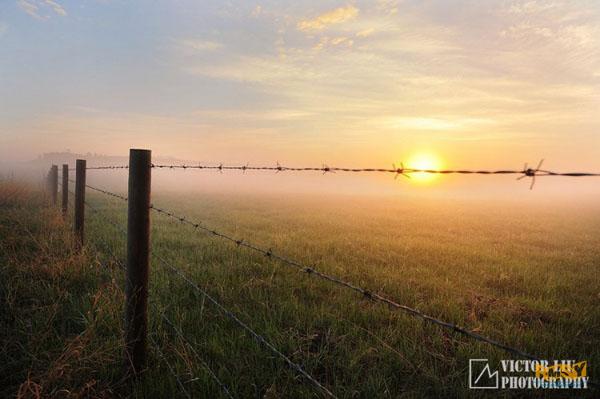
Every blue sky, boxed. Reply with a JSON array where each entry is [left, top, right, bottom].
[[1, 0, 599, 174]]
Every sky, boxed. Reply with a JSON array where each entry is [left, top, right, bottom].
[[0, 0, 599, 195]]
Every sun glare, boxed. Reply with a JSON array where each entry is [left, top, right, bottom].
[[405, 153, 443, 183]]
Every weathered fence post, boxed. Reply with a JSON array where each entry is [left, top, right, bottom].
[[46, 168, 52, 197], [50, 165, 58, 205], [62, 164, 68, 218], [74, 159, 86, 246], [124, 149, 151, 374]]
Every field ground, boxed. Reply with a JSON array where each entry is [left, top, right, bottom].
[[1, 181, 599, 398]]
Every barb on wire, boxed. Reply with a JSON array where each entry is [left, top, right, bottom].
[[153, 252, 337, 398], [149, 203, 559, 364], [517, 159, 544, 190], [392, 163, 410, 180], [148, 161, 600, 189]]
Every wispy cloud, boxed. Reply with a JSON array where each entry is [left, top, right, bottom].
[[356, 28, 375, 37], [297, 5, 359, 31], [377, 0, 401, 15], [0, 23, 7, 38], [17, 0, 66, 19], [17, 0, 42, 19], [44, 0, 66, 16], [313, 36, 354, 50]]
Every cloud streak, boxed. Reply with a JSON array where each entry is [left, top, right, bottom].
[[17, 0, 42, 19], [44, 0, 67, 16], [17, 0, 67, 19], [297, 5, 359, 31]]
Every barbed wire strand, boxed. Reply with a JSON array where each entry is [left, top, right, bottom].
[[157, 161, 600, 179], [83, 161, 600, 177], [64, 160, 600, 185], [151, 160, 600, 190], [67, 166, 129, 171], [68, 179, 129, 202]]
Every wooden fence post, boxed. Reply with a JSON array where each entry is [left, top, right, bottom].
[[46, 168, 52, 197], [74, 159, 86, 246], [50, 165, 58, 205], [124, 149, 151, 374], [62, 164, 68, 218]]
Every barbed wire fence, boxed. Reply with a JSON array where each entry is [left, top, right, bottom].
[[65, 167, 338, 397], [70, 159, 600, 189], [77, 192, 237, 398], [43, 151, 599, 396]]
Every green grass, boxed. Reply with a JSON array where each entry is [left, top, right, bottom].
[[1, 183, 599, 398]]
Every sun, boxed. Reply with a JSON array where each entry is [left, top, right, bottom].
[[405, 153, 443, 183]]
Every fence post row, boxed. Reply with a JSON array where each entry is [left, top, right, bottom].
[[50, 165, 58, 205], [124, 149, 151, 374], [74, 159, 86, 246], [48, 152, 152, 375], [62, 164, 68, 217]]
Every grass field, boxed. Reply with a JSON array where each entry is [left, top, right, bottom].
[[1, 181, 599, 398]]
